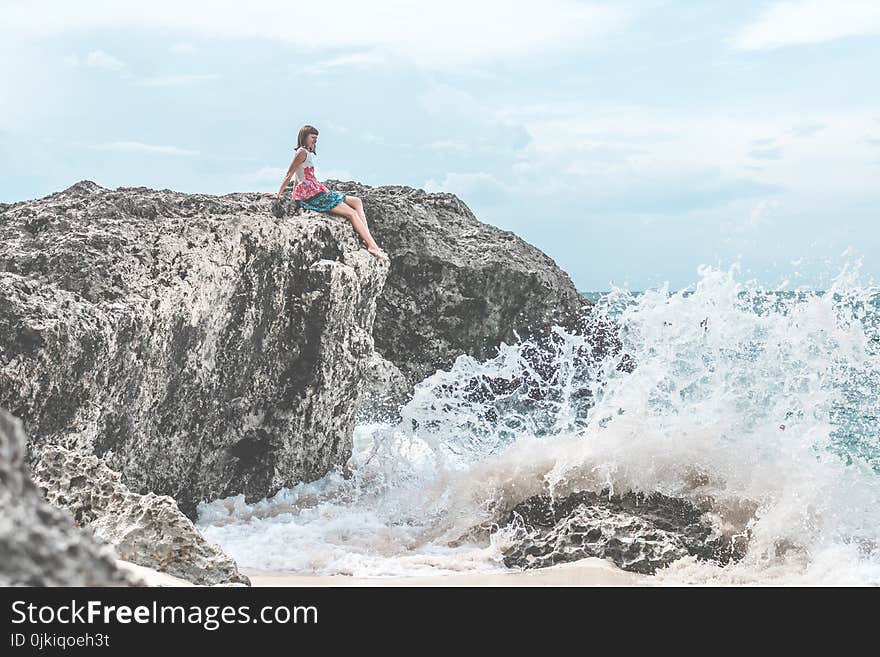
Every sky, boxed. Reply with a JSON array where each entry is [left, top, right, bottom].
[[1, 0, 878, 291]]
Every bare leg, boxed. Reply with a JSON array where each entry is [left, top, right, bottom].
[[343, 196, 385, 253], [329, 203, 388, 261], [344, 196, 370, 229]]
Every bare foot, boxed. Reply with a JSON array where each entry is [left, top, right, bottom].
[[368, 247, 389, 262]]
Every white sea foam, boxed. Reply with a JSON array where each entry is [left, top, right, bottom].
[[198, 264, 880, 584]]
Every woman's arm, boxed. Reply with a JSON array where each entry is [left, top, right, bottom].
[[266, 149, 307, 198]]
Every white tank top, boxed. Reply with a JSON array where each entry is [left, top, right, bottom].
[[293, 147, 316, 185], [292, 147, 329, 200]]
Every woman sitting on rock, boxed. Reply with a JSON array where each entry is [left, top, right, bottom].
[[266, 124, 388, 261]]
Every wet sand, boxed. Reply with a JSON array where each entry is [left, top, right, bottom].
[[120, 557, 648, 587], [242, 559, 647, 587]]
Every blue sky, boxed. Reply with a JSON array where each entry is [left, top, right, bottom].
[[1, 0, 879, 291]]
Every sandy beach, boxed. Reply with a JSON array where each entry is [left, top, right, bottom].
[[116, 558, 652, 587], [119, 557, 647, 587], [241, 559, 647, 587]]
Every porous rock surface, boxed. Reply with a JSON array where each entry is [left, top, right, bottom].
[[0, 407, 132, 586], [330, 181, 591, 384], [499, 490, 748, 575], [0, 181, 388, 517], [33, 445, 249, 586]]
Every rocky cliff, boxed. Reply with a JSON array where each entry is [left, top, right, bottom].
[[0, 181, 388, 517], [1, 179, 593, 584]]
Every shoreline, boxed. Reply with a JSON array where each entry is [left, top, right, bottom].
[[241, 559, 648, 587], [119, 557, 649, 587]]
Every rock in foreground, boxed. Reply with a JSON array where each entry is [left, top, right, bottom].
[[34, 446, 249, 586], [0, 407, 132, 586]]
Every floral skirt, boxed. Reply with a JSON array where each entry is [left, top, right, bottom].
[[298, 190, 347, 212]]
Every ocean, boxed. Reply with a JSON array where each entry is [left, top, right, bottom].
[[196, 264, 880, 585]]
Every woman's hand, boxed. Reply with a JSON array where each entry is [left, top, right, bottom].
[[262, 192, 278, 198]]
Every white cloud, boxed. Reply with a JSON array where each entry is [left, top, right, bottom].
[[324, 121, 350, 135], [419, 84, 485, 120], [428, 140, 469, 153], [170, 43, 197, 54], [733, 0, 880, 51], [749, 198, 781, 227], [2, 0, 631, 69], [423, 172, 509, 200], [749, 146, 782, 160], [721, 198, 782, 234], [136, 74, 220, 87], [497, 103, 880, 213], [242, 166, 287, 182], [418, 83, 531, 154], [90, 141, 198, 156], [791, 122, 826, 137], [299, 52, 388, 75], [60, 49, 125, 72], [85, 49, 125, 71]]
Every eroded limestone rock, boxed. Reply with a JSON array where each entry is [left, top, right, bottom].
[[0, 181, 388, 517], [33, 446, 249, 586], [330, 181, 591, 384], [0, 407, 132, 586]]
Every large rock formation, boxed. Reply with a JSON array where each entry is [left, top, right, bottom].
[[33, 446, 249, 586], [0, 181, 388, 517], [330, 181, 591, 384], [0, 407, 132, 586], [1, 177, 592, 502], [1, 178, 601, 585]]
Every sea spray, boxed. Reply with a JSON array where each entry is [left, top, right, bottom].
[[198, 265, 880, 584]]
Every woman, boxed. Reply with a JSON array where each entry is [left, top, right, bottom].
[[266, 125, 388, 261]]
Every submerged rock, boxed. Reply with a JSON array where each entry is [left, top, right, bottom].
[[33, 446, 249, 586], [330, 181, 591, 384], [0, 180, 388, 517], [0, 407, 132, 586], [500, 490, 747, 575]]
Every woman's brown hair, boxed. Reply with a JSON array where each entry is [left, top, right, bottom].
[[297, 125, 319, 153]]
